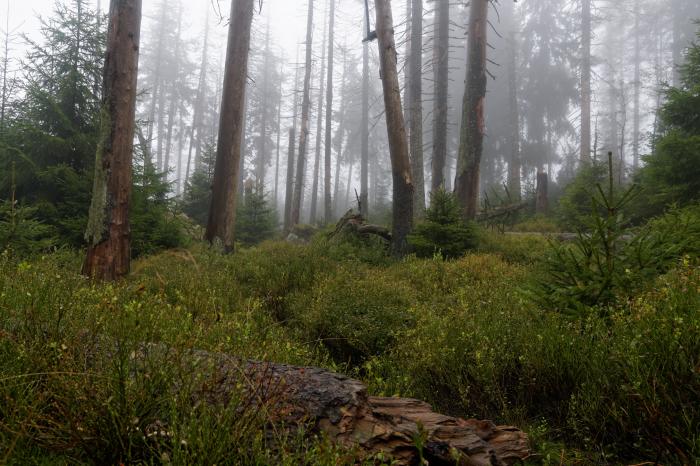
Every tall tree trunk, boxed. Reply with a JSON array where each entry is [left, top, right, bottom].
[[163, 4, 182, 181], [403, 0, 412, 129], [344, 158, 354, 209], [284, 127, 296, 230], [0, 2, 11, 132], [83, 0, 142, 281], [431, 0, 449, 194], [454, 0, 488, 220], [285, 47, 302, 231], [507, 30, 521, 201], [580, 0, 591, 162], [632, 0, 641, 171], [409, 0, 425, 216], [204, 0, 254, 252], [274, 66, 283, 212], [291, 0, 315, 226], [186, 7, 210, 188], [332, 49, 348, 217], [672, 0, 683, 87], [176, 108, 185, 195], [323, 0, 336, 224], [375, 0, 414, 255], [536, 170, 548, 214], [310, 0, 328, 224], [146, 3, 166, 159], [360, 20, 370, 218], [257, 21, 272, 190]]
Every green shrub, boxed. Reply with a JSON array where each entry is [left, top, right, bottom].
[[0, 199, 56, 255], [296, 265, 417, 363], [408, 189, 477, 259], [236, 188, 277, 247]]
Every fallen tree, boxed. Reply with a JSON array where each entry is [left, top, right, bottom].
[[182, 348, 529, 465], [331, 209, 392, 242], [80, 337, 529, 465]]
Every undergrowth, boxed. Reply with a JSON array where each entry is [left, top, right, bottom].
[[0, 224, 698, 464]]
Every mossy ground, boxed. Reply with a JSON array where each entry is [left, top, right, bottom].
[[0, 233, 697, 464]]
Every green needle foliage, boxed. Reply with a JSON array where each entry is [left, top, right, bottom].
[[408, 188, 477, 259]]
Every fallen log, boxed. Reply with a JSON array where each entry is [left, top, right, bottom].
[[149, 345, 529, 465], [331, 209, 392, 241]]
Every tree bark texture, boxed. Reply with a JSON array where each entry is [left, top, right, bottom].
[[409, 0, 425, 215], [536, 171, 548, 215], [507, 31, 521, 200], [375, 0, 414, 255], [77, 337, 530, 466], [310, 1, 328, 225], [284, 127, 296, 231], [323, 0, 336, 225], [257, 21, 272, 190], [455, 0, 488, 220], [204, 0, 255, 252], [291, 0, 315, 227], [431, 0, 449, 194], [581, 0, 592, 162], [360, 33, 369, 218], [83, 0, 142, 281]]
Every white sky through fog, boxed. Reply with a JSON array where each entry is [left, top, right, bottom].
[[3, 0, 320, 73]]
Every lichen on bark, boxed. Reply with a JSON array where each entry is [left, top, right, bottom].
[[84, 105, 111, 246]]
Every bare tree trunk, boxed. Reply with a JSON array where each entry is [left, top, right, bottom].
[[454, 0, 488, 220], [360, 22, 369, 218], [581, 0, 591, 162], [146, 3, 166, 162], [285, 47, 302, 231], [274, 66, 283, 212], [409, 0, 425, 216], [163, 4, 182, 182], [290, 0, 315, 226], [83, 0, 142, 281], [332, 49, 348, 217], [284, 128, 296, 230], [0, 1, 11, 132], [375, 0, 414, 255], [507, 30, 521, 201], [672, 0, 682, 87], [204, 0, 254, 252], [345, 158, 354, 209], [323, 0, 336, 224], [310, 1, 328, 225], [632, 0, 641, 171], [403, 0, 412, 130], [176, 108, 185, 195], [536, 171, 548, 214], [431, 0, 449, 194], [257, 21, 272, 190], [185, 8, 210, 191]]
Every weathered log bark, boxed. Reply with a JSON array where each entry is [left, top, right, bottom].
[[83, 0, 142, 281], [111, 341, 530, 466], [375, 0, 414, 255], [205, 0, 255, 252]]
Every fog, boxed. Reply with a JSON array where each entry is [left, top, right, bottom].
[[3, 0, 699, 223]]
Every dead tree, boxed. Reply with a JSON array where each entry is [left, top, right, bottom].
[[409, 0, 425, 215], [324, 0, 336, 224], [455, 0, 488, 220], [290, 0, 315, 227], [257, 21, 273, 190], [310, 0, 328, 225], [284, 47, 302, 231], [184, 7, 210, 192], [431, 0, 449, 194], [204, 0, 255, 252], [507, 29, 521, 200], [360, 17, 370, 218], [536, 171, 548, 214], [375, 0, 414, 255], [83, 0, 143, 281], [581, 0, 592, 162], [632, 0, 641, 171]]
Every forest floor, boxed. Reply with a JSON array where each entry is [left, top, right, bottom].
[[0, 231, 698, 465]]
